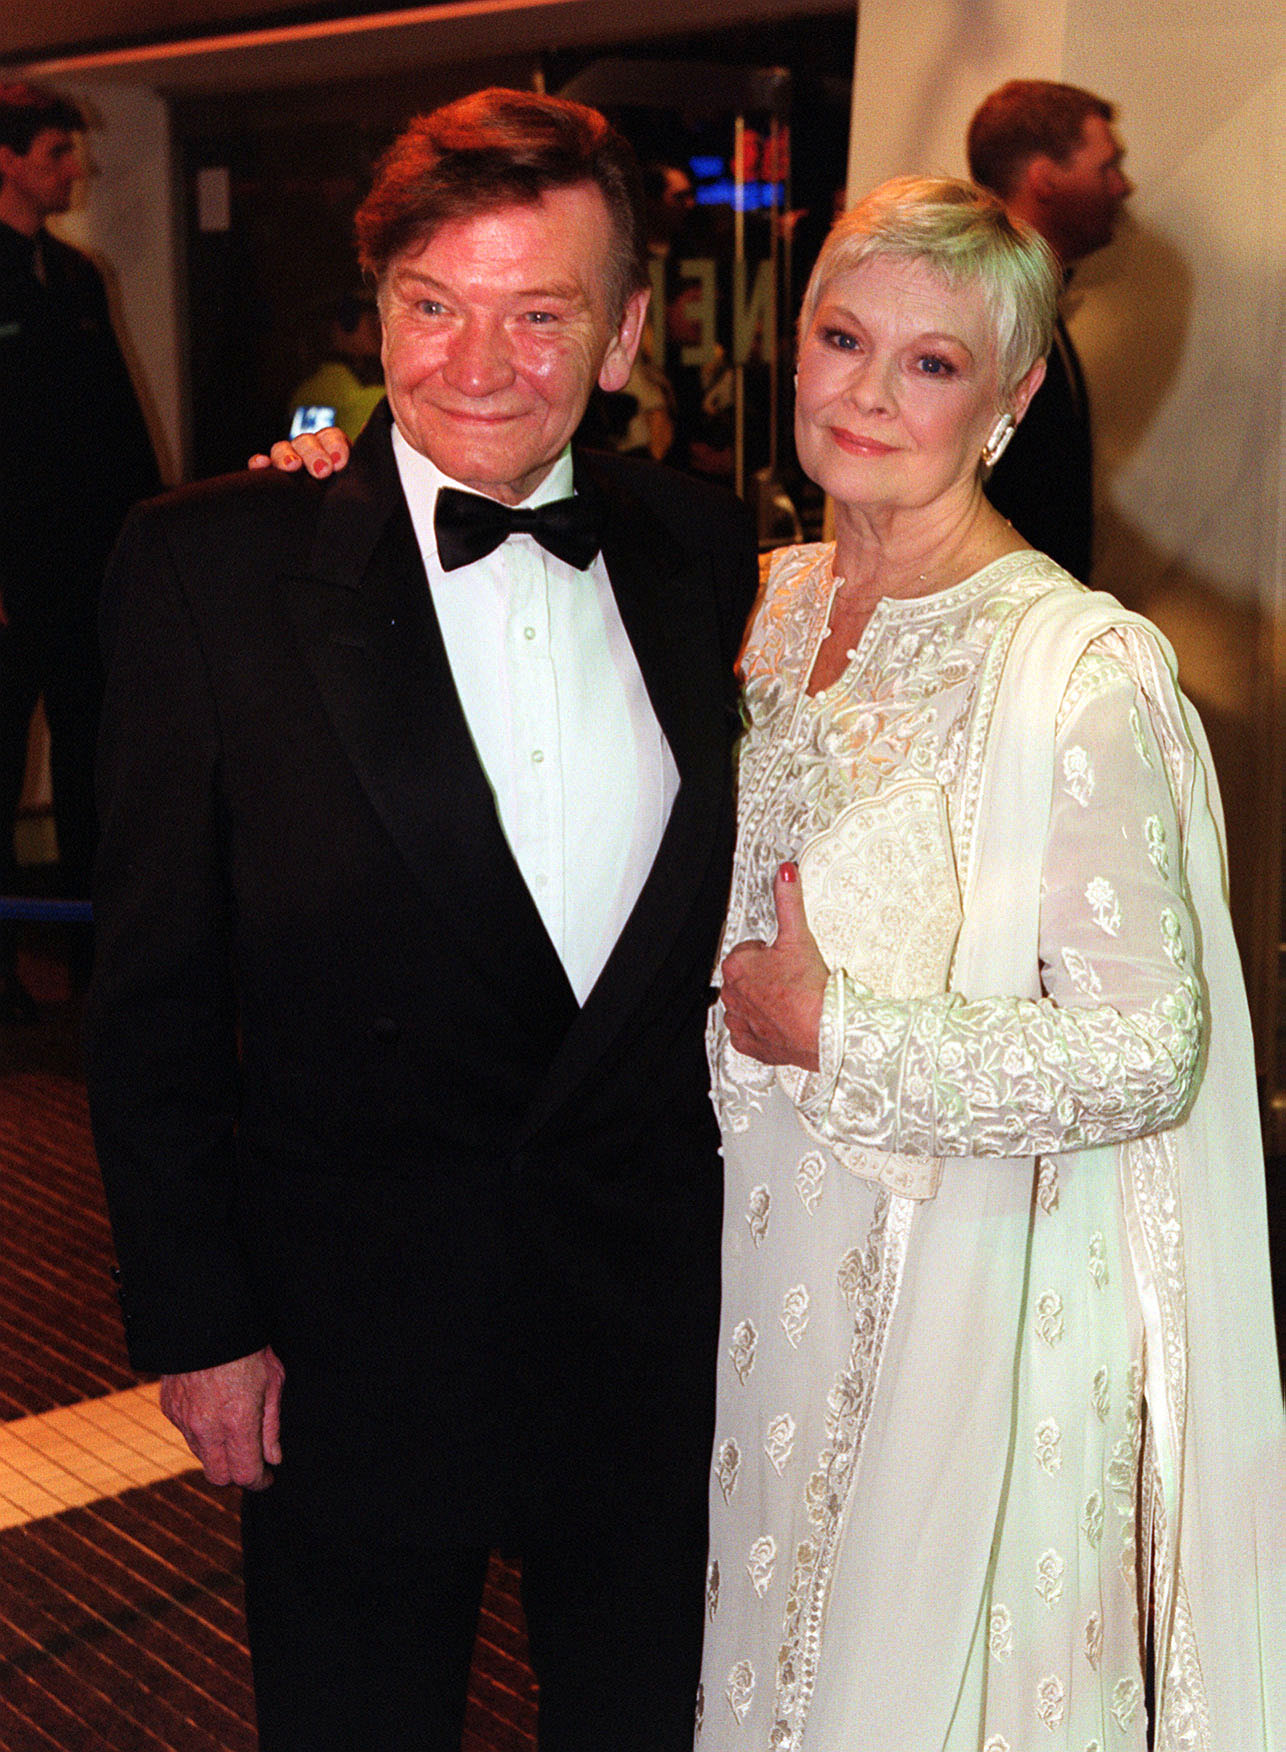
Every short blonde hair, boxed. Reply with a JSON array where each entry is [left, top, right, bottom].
[[800, 175, 1059, 393]]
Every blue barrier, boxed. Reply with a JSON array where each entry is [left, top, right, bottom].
[[0, 897, 93, 923]]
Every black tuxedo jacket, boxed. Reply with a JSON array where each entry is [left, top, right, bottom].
[[86, 409, 757, 1541]]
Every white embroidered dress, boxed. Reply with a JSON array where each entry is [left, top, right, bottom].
[[699, 546, 1284, 1752]]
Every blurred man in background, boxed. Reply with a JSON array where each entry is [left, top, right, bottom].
[[0, 81, 159, 1016], [286, 291, 385, 442], [967, 79, 1132, 579]]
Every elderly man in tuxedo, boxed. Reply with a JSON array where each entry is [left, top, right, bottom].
[[87, 88, 756, 1752]]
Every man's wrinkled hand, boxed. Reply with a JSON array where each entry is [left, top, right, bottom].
[[159, 1345, 285, 1490], [248, 428, 350, 477], [721, 862, 828, 1072]]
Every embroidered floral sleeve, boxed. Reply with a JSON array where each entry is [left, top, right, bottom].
[[798, 637, 1204, 1159]]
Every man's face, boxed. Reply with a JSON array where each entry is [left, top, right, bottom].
[[379, 183, 648, 504], [0, 127, 81, 222], [1046, 113, 1132, 263]]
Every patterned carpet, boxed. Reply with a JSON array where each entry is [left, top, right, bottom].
[[0, 935, 537, 1752]]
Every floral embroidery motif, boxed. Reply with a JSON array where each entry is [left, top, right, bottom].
[[1082, 1492, 1104, 1548], [764, 1414, 796, 1476], [1036, 1157, 1059, 1214], [729, 1320, 758, 1384], [1091, 1367, 1110, 1421], [1145, 815, 1169, 880], [1062, 745, 1095, 805], [1061, 946, 1102, 998], [1111, 1677, 1141, 1731], [706, 1559, 720, 1622], [1084, 876, 1121, 936], [989, 1604, 1013, 1660], [1083, 1612, 1103, 1670], [982, 1740, 1010, 1752], [1036, 1674, 1066, 1729], [779, 1284, 810, 1347], [1034, 1291, 1064, 1345], [746, 1185, 771, 1247], [836, 1246, 868, 1307], [715, 1439, 741, 1504], [794, 1151, 827, 1214], [747, 1535, 777, 1599], [1088, 1232, 1108, 1288], [726, 1660, 755, 1724], [1001, 1038, 1036, 1078], [1107, 1434, 1136, 1505], [1160, 907, 1187, 969], [1036, 1549, 1065, 1606], [1035, 1418, 1062, 1475]]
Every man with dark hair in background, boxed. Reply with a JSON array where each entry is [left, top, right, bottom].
[[87, 86, 756, 1752], [0, 81, 160, 1016], [967, 79, 1132, 579]]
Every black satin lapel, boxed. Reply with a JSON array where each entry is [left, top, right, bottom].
[[281, 430, 575, 1016]]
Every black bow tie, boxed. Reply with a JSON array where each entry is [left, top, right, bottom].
[[434, 484, 601, 573]]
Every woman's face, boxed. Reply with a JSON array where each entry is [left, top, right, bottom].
[[794, 253, 1007, 516]]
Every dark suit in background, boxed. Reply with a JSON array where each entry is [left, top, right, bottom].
[[0, 218, 159, 966], [983, 313, 1092, 580]]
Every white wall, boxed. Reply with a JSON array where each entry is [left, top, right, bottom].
[[847, 0, 1068, 192], [846, 0, 1286, 1058], [49, 84, 183, 485]]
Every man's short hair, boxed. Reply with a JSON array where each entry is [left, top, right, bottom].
[[355, 87, 648, 319], [0, 82, 85, 159], [966, 80, 1115, 201]]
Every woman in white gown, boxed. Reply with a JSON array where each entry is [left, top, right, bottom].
[[701, 177, 1283, 1752]]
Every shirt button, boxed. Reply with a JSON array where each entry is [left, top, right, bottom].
[[524, 625, 536, 640], [531, 749, 544, 764]]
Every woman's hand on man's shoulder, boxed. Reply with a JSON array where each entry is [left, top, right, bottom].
[[248, 428, 351, 477]]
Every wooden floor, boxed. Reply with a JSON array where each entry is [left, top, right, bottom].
[[0, 931, 538, 1752]]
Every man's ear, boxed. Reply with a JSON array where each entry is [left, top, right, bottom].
[[1011, 355, 1047, 424], [598, 286, 650, 394], [1023, 154, 1065, 210]]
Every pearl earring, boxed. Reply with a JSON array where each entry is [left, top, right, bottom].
[[981, 412, 1016, 470]]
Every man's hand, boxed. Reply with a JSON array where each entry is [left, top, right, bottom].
[[248, 428, 350, 477], [159, 1345, 285, 1490], [720, 862, 829, 1072]]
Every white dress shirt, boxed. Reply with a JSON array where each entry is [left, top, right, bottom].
[[393, 428, 678, 1004]]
